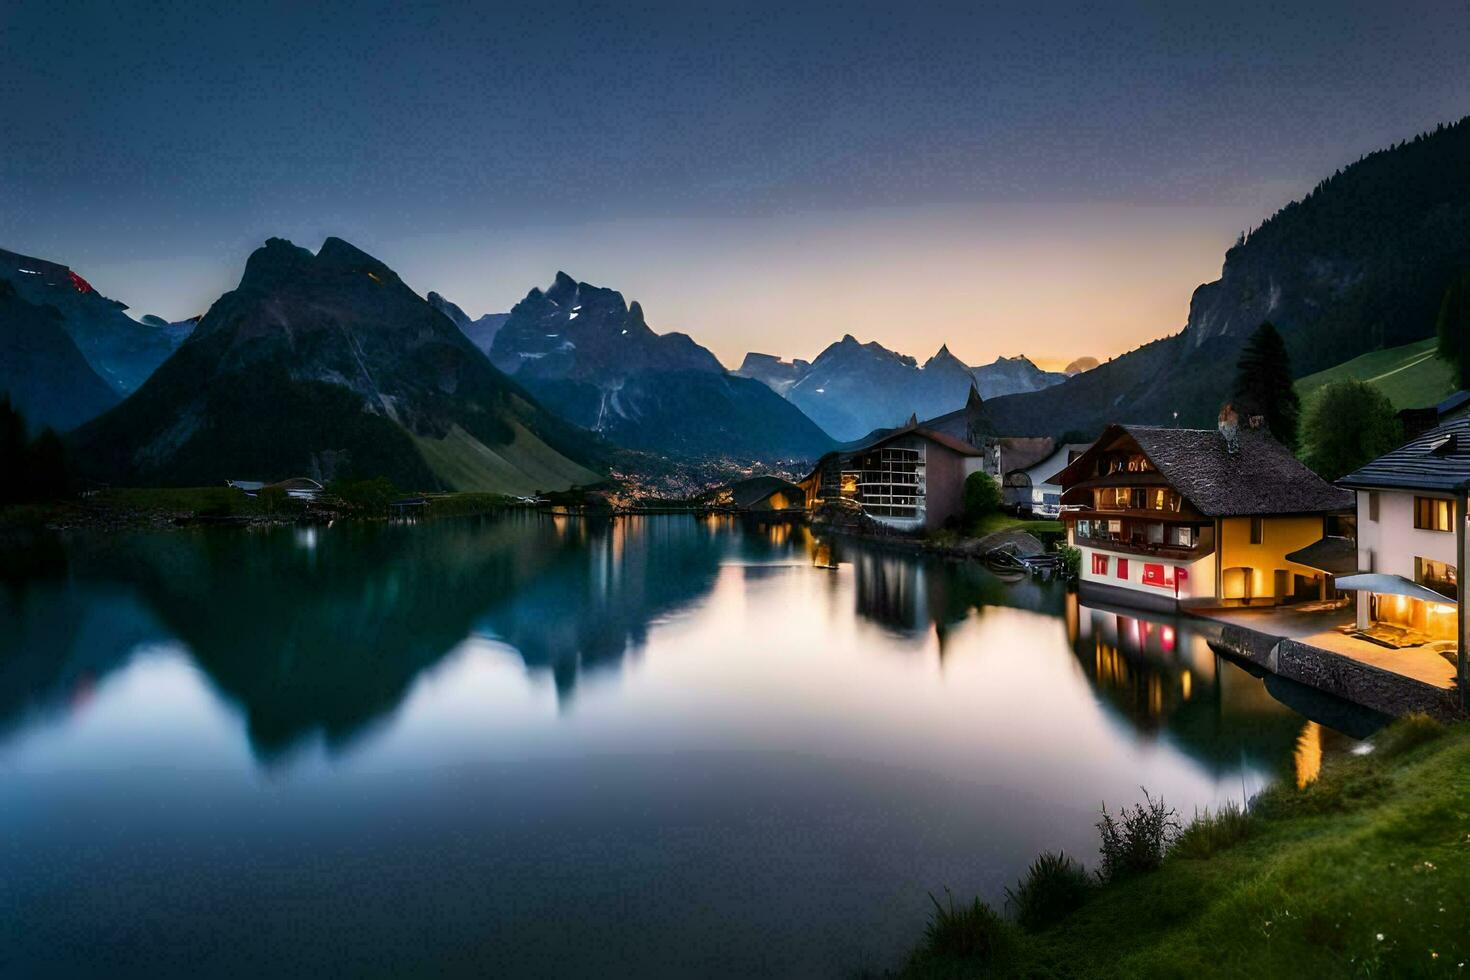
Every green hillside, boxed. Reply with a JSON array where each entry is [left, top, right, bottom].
[[1295, 337, 1456, 414]]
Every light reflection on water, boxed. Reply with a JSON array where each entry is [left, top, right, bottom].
[[0, 513, 1381, 978]]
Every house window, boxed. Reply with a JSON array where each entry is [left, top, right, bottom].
[[1250, 517, 1264, 544], [1107, 519, 1122, 535], [1166, 526, 1194, 548], [1142, 563, 1170, 587], [1117, 558, 1129, 580], [1092, 554, 1109, 576], [1146, 523, 1164, 545], [1368, 491, 1379, 522], [1076, 520, 1091, 538], [1415, 557, 1458, 600], [1414, 496, 1453, 532]]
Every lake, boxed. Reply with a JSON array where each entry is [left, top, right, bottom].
[[0, 513, 1382, 977]]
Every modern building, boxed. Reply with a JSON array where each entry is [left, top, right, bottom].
[[1004, 441, 1091, 517], [1052, 416, 1353, 612], [799, 420, 985, 532], [1338, 414, 1470, 681]]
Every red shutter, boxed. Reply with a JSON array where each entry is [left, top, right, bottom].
[[1117, 558, 1129, 580]]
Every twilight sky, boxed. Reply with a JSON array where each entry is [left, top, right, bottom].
[[3, 1, 1468, 370]]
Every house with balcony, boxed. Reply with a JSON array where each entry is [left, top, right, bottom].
[[1051, 418, 1354, 612], [799, 420, 985, 532], [1337, 413, 1470, 661]]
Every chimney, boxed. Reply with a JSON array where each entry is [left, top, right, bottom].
[[1218, 403, 1240, 455]]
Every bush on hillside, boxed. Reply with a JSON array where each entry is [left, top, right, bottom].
[[1004, 851, 1093, 930], [1096, 789, 1180, 882], [1170, 800, 1255, 860], [963, 471, 1002, 521], [920, 890, 1012, 963], [1299, 379, 1401, 481]]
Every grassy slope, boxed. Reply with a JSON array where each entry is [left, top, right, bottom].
[[903, 719, 1470, 978], [413, 423, 600, 496], [1295, 338, 1457, 415]]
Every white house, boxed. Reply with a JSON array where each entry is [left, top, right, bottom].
[[1338, 416, 1470, 690], [1005, 442, 1091, 517]]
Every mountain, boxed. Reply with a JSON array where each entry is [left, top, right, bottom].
[[0, 247, 186, 395], [762, 335, 1065, 441], [0, 279, 119, 431], [69, 238, 604, 492], [139, 313, 199, 349], [426, 291, 510, 354], [484, 272, 833, 460], [985, 116, 1470, 437], [734, 352, 811, 395]]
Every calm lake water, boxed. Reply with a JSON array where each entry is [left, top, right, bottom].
[[0, 513, 1382, 978]]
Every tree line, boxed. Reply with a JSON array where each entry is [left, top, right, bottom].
[[1, 394, 70, 505]]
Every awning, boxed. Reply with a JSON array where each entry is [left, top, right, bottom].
[[1285, 536, 1359, 576], [1335, 573, 1455, 605]]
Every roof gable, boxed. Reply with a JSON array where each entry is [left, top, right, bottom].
[[1055, 424, 1352, 516]]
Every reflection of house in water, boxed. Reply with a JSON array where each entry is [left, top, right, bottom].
[[1065, 594, 1378, 783], [829, 533, 1066, 650]]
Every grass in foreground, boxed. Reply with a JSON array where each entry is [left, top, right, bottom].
[[901, 715, 1470, 978]]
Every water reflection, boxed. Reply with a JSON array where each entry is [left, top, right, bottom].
[[0, 514, 1390, 978], [1, 516, 1382, 776], [1064, 593, 1378, 787]]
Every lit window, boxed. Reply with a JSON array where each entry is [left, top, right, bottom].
[[1414, 496, 1453, 532], [1250, 517, 1264, 544]]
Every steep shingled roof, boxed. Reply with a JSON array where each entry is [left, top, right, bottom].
[[1055, 424, 1353, 517], [1339, 413, 1470, 493]]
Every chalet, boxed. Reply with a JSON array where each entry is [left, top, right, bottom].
[[1338, 413, 1470, 679], [799, 421, 985, 532], [1051, 415, 1353, 612]]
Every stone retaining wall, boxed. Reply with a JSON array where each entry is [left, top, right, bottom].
[[1209, 626, 1463, 721]]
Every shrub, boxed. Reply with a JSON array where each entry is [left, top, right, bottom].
[[1375, 712, 1446, 759], [1170, 800, 1255, 860], [921, 889, 1011, 962], [1004, 851, 1093, 930], [1058, 545, 1081, 580], [963, 471, 1002, 521], [1096, 788, 1180, 882], [1299, 380, 1401, 481]]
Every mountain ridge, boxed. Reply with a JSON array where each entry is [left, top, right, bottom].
[[69, 238, 604, 492]]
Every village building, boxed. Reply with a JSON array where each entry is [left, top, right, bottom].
[[704, 476, 805, 513], [1337, 413, 1470, 665], [799, 421, 985, 533], [1051, 416, 1353, 612], [1004, 441, 1091, 517]]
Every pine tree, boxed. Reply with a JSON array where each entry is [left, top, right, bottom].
[[1435, 270, 1470, 388], [1232, 322, 1301, 448]]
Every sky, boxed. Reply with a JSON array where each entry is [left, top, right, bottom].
[[3, 1, 1469, 370]]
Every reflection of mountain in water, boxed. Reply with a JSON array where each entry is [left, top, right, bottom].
[[0, 514, 736, 761], [1064, 594, 1382, 782], [472, 515, 729, 699], [0, 537, 171, 738]]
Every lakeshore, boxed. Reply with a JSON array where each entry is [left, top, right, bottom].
[[899, 713, 1470, 978]]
